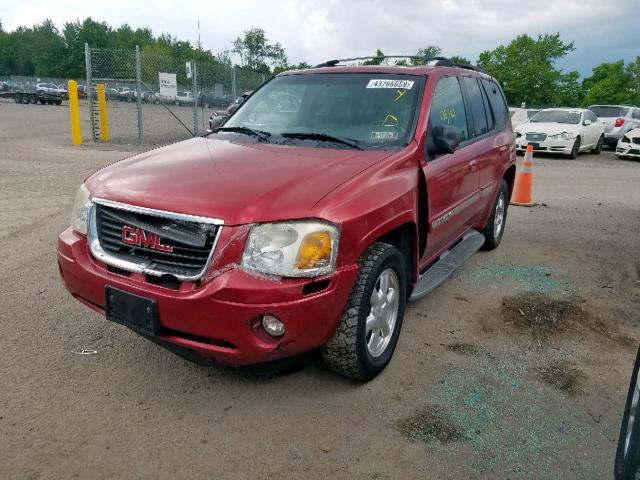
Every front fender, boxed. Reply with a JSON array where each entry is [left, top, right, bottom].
[[313, 147, 419, 268]]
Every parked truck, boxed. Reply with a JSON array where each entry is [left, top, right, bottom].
[[58, 57, 516, 380], [11, 82, 63, 105]]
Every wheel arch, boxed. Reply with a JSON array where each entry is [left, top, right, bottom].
[[372, 221, 418, 295], [503, 164, 517, 201]]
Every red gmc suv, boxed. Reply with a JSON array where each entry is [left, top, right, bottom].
[[58, 58, 516, 380]]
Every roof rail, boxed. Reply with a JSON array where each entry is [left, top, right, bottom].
[[314, 55, 486, 73], [432, 57, 487, 73]]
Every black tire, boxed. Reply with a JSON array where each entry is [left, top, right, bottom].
[[14, 95, 20, 103], [569, 137, 581, 159], [322, 242, 406, 381], [29, 94, 37, 104], [592, 135, 604, 154], [55, 99, 62, 105], [480, 179, 509, 251]]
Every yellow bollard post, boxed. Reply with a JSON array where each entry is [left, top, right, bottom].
[[68, 80, 82, 145], [96, 83, 109, 142]]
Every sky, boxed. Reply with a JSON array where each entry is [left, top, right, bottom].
[[3, 0, 639, 77]]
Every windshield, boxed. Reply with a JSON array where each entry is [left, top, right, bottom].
[[530, 110, 581, 124], [589, 106, 629, 118], [222, 73, 423, 150], [526, 110, 539, 119]]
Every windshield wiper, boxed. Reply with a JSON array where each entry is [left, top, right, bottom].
[[280, 132, 364, 151], [215, 126, 271, 142]]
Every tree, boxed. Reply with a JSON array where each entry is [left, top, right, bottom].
[[232, 28, 287, 73], [363, 49, 384, 65], [627, 56, 640, 106], [449, 55, 471, 65], [556, 70, 581, 107], [61, 18, 115, 77], [581, 60, 634, 106], [478, 33, 575, 107], [272, 61, 311, 75], [413, 46, 442, 65]]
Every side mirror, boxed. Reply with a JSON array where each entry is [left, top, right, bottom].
[[431, 125, 461, 154], [584, 119, 592, 126], [616, 346, 640, 479]]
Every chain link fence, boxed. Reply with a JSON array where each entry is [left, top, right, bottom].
[[85, 44, 269, 145]]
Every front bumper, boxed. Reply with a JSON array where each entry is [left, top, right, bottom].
[[516, 137, 574, 154], [57, 228, 358, 367], [616, 141, 640, 159]]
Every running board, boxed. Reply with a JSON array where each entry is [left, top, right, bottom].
[[409, 230, 485, 302]]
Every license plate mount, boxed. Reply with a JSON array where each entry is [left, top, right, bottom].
[[105, 286, 160, 336]]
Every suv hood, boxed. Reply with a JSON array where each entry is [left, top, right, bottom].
[[517, 122, 581, 135], [86, 137, 392, 225]]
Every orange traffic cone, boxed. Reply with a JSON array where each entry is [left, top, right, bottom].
[[511, 144, 534, 206]]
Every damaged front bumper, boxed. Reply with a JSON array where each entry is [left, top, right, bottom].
[[57, 227, 358, 367]]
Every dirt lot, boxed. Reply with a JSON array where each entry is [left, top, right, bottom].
[[1, 100, 639, 479]]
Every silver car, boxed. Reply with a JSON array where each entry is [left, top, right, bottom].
[[588, 105, 640, 148]]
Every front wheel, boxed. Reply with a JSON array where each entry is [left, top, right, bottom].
[[322, 242, 406, 380], [481, 179, 509, 250], [592, 135, 604, 154], [569, 137, 581, 159]]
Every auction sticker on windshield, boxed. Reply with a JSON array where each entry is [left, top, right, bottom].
[[366, 79, 414, 89]]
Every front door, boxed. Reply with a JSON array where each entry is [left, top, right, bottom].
[[421, 75, 480, 260]]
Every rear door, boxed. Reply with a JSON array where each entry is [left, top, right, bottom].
[[585, 110, 602, 146], [421, 75, 480, 259], [460, 75, 508, 225]]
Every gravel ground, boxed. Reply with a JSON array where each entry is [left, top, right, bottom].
[[1, 100, 639, 479]]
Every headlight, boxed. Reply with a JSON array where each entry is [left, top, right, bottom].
[[241, 221, 339, 277], [548, 132, 577, 140], [515, 131, 522, 138], [621, 136, 630, 143], [70, 184, 92, 235]]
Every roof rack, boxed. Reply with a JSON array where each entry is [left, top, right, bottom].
[[314, 55, 486, 73]]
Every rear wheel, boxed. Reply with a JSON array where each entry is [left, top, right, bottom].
[[322, 242, 406, 380], [592, 135, 604, 154], [481, 179, 509, 251], [55, 99, 62, 105], [569, 137, 581, 159], [29, 94, 37, 104]]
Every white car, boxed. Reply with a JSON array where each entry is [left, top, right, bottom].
[[616, 127, 640, 160], [514, 108, 606, 159], [509, 107, 540, 130]]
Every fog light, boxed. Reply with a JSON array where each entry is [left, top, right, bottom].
[[262, 315, 285, 337]]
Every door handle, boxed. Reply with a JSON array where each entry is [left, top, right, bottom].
[[468, 160, 478, 171]]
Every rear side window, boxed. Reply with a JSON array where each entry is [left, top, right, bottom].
[[482, 79, 509, 130], [429, 76, 469, 142], [461, 76, 488, 137], [589, 106, 627, 118]]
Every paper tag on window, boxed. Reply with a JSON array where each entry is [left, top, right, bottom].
[[366, 79, 414, 90], [371, 131, 398, 140]]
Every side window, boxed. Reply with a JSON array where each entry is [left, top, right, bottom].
[[587, 111, 598, 122], [482, 79, 509, 130], [633, 109, 640, 120], [461, 76, 488, 137], [480, 82, 495, 132], [429, 76, 469, 142]]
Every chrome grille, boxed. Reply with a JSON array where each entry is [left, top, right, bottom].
[[525, 133, 547, 142], [89, 200, 222, 281]]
